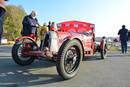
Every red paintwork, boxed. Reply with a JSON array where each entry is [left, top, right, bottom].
[[29, 51, 45, 56], [16, 36, 39, 56], [57, 31, 93, 55], [19, 20, 106, 57], [113, 38, 118, 42], [56, 21, 95, 56], [22, 43, 33, 57], [57, 20, 95, 32], [28, 21, 95, 57], [17, 36, 35, 41], [16, 36, 38, 49]]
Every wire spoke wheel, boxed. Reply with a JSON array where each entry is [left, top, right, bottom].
[[64, 47, 79, 74], [56, 39, 83, 80], [12, 38, 38, 65]]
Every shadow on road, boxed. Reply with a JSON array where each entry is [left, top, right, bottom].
[[1, 46, 130, 87], [0, 57, 64, 87]]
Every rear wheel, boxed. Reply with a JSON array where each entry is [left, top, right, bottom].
[[56, 39, 83, 80], [12, 38, 38, 66]]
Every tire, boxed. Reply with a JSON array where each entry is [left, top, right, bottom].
[[101, 44, 107, 59], [56, 39, 83, 80], [12, 38, 37, 66]]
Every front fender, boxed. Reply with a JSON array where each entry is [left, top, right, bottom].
[[65, 36, 85, 56], [15, 36, 39, 50], [16, 36, 35, 42], [65, 34, 85, 50]]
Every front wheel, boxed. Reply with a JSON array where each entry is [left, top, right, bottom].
[[56, 39, 83, 80], [12, 38, 38, 66], [101, 44, 107, 59]]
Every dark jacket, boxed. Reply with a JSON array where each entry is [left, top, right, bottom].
[[118, 28, 128, 41], [21, 15, 39, 36], [128, 31, 130, 41]]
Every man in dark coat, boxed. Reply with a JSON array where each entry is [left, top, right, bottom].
[[0, 0, 9, 45], [47, 21, 51, 31], [21, 11, 40, 40], [128, 30, 130, 41], [118, 25, 128, 54]]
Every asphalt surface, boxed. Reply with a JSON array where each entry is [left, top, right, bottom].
[[0, 45, 130, 87]]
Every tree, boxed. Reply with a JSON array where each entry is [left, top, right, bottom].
[[3, 5, 27, 40]]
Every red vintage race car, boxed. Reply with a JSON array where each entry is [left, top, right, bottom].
[[12, 20, 107, 80]]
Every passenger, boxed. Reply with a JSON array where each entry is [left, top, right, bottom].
[[118, 25, 128, 54], [21, 11, 40, 40], [40, 23, 48, 49], [50, 22, 58, 31], [47, 21, 51, 31]]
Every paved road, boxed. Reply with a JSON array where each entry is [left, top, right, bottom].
[[0, 46, 130, 87]]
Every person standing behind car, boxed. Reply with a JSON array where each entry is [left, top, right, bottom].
[[47, 21, 51, 31], [118, 25, 128, 54], [0, 0, 9, 45], [40, 23, 48, 49], [50, 22, 58, 31], [21, 11, 40, 40], [128, 30, 130, 41]]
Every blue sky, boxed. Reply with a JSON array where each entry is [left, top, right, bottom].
[[6, 0, 130, 37]]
